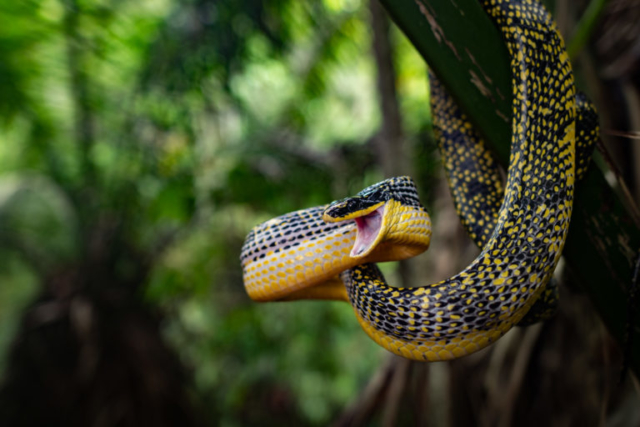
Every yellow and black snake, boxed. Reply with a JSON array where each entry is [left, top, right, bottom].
[[240, 0, 599, 361]]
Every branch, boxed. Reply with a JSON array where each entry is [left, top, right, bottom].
[[62, 0, 96, 185]]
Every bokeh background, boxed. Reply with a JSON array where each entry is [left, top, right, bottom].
[[0, 0, 639, 426]]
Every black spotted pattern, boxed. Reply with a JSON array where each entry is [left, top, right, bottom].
[[342, 0, 588, 360]]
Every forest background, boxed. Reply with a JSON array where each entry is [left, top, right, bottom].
[[0, 0, 639, 426]]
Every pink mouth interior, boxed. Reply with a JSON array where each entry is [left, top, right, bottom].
[[352, 205, 384, 257]]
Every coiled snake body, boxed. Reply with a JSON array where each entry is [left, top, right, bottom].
[[240, 0, 598, 361]]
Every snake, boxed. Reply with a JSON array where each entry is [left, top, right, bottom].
[[240, 0, 598, 361], [429, 74, 597, 326]]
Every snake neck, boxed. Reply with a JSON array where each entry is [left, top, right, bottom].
[[240, 205, 355, 301]]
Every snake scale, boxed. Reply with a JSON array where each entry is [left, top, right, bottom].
[[240, 0, 598, 361]]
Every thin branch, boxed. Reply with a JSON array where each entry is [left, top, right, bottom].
[[603, 130, 640, 140], [332, 356, 397, 427], [498, 324, 543, 427], [369, 0, 407, 178], [381, 357, 411, 427], [595, 138, 640, 228], [62, 0, 96, 185]]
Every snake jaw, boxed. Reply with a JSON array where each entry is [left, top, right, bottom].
[[351, 204, 386, 258], [322, 196, 389, 258]]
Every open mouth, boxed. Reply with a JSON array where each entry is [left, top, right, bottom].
[[352, 204, 385, 258]]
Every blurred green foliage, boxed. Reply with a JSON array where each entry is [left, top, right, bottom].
[[0, 0, 435, 424]]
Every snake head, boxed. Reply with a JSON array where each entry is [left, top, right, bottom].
[[322, 176, 428, 259]]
